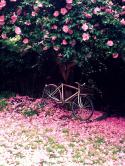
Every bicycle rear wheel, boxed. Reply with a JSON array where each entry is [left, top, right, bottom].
[[72, 95, 94, 121], [42, 84, 61, 102]]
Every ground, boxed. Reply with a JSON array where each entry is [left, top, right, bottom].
[[0, 96, 125, 166]]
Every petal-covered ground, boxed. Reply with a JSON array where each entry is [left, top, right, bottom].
[[0, 96, 125, 166]]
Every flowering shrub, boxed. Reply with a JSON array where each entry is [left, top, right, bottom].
[[0, 0, 125, 66]]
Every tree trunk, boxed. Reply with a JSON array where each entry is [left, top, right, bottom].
[[58, 62, 76, 83], [57, 61, 76, 98]]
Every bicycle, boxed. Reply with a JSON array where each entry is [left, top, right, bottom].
[[42, 82, 94, 121]]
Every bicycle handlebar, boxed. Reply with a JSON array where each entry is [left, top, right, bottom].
[[75, 82, 86, 87]]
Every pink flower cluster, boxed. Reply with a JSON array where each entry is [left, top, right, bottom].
[[0, 15, 5, 25]]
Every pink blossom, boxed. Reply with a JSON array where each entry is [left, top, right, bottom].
[[0, 0, 6, 10], [33, 6, 39, 12], [57, 53, 63, 57], [62, 39, 68, 45], [51, 36, 57, 41], [53, 46, 59, 51], [43, 47, 48, 51], [31, 11, 37, 17], [1, 33, 7, 39], [108, 1, 113, 6], [16, 8, 22, 15], [66, 4, 72, 10], [11, 13, 17, 23], [107, 40, 114, 46], [112, 53, 119, 59], [122, 0, 125, 2], [15, 26, 22, 35], [23, 38, 29, 44], [122, 6, 125, 10], [25, 21, 31, 26], [38, 3, 43, 8], [53, 11, 59, 17], [68, 29, 73, 34], [105, 8, 113, 14], [82, 33, 90, 41], [62, 25, 69, 33], [93, 7, 101, 14], [51, 25, 57, 30], [66, 0, 73, 4], [93, 36, 97, 40], [60, 8, 68, 15], [120, 19, 125, 25], [84, 13, 92, 19], [0, 15, 5, 25], [82, 23, 89, 31]]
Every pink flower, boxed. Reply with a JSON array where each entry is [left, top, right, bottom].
[[38, 3, 43, 8], [53, 46, 59, 51], [15, 26, 22, 35], [53, 11, 59, 17], [82, 33, 90, 41], [1, 33, 7, 39], [66, 0, 73, 4], [57, 53, 63, 57], [93, 7, 101, 14], [25, 21, 31, 26], [105, 8, 113, 14], [62, 25, 69, 33], [51, 25, 57, 30], [16, 8, 22, 15], [84, 13, 92, 19], [43, 47, 48, 51], [0, 15, 5, 25], [68, 29, 73, 34], [82, 23, 89, 31], [0, 0, 6, 10], [122, 6, 125, 10], [33, 6, 39, 12], [23, 38, 29, 44], [62, 39, 67, 45], [51, 36, 57, 40], [120, 19, 125, 25], [112, 53, 119, 59], [66, 4, 72, 10], [93, 36, 97, 40], [107, 40, 114, 46], [60, 8, 68, 15], [108, 1, 113, 6], [31, 11, 37, 16], [11, 13, 17, 23]]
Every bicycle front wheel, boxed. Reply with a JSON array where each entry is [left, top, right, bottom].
[[42, 84, 61, 102], [72, 95, 94, 121]]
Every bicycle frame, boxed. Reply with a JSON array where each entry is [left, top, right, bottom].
[[49, 83, 81, 104]]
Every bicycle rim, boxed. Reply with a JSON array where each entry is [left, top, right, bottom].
[[42, 84, 60, 101], [72, 96, 94, 121]]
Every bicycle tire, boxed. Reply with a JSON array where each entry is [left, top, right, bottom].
[[72, 95, 94, 121], [42, 84, 61, 102]]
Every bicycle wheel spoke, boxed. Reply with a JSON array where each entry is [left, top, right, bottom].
[[72, 96, 94, 121], [42, 84, 60, 101]]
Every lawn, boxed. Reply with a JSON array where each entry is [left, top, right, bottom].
[[0, 96, 125, 166]]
